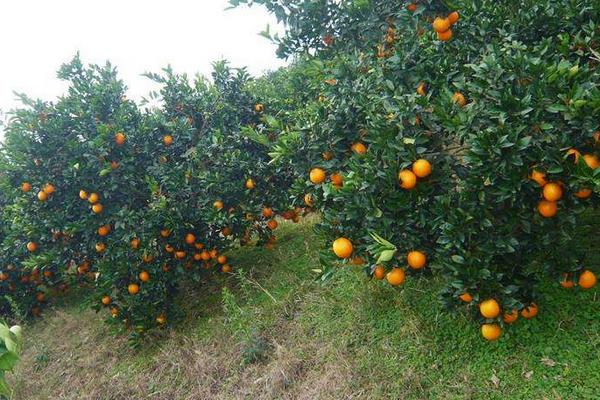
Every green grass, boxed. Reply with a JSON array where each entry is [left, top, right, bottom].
[[9, 214, 600, 399]]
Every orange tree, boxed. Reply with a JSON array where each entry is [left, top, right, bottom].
[[236, 0, 600, 340]]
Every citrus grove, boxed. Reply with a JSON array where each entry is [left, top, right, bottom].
[[0, 0, 599, 344]]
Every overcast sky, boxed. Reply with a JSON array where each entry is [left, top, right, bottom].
[[0, 0, 285, 133]]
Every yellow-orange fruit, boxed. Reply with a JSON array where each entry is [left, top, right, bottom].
[[332, 237, 353, 259]]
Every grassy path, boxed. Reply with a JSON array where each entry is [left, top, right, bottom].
[[9, 215, 600, 399]]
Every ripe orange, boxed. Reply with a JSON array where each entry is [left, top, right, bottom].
[[128, 283, 140, 295], [214, 200, 224, 210], [165, 244, 174, 253], [452, 92, 466, 107], [583, 154, 599, 169], [503, 309, 519, 324], [193, 252, 202, 261], [115, 132, 126, 146], [110, 307, 119, 317], [574, 188, 592, 199], [262, 207, 274, 218], [131, 238, 140, 249], [407, 3, 417, 12], [98, 225, 110, 236], [479, 299, 500, 319], [160, 229, 171, 238], [101, 295, 111, 306], [267, 219, 278, 230], [538, 200, 557, 218], [560, 273, 574, 288], [21, 182, 32, 192], [416, 82, 427, 96], [139, 271, 150, 282], [88, 192, 99, 204], [245, 178, 255, 189], [481, 324, 501, 341], [194, 242, 204, 250], [330, 173, 343, 187], [79, 190, 88, 200], [42, 183, 55, 195], [447, 11, 460, 24], [407, 251, 426, 269], [185, 233, 196, 245], [398, 169, 417, 190], [373, 265, 385, 280], [351, 142, 367, 155], [459, 293, 473, 303], [578, 270, 597, 289], [332, 237, 353, 259], [221, 227, 232, 236], [92, 203, 103, 214], [309, 168, 326, 184], [543, 183, 562, 202], [217, 255, 227, 264], [437, 29, 453, 41], [209, 249, 218, 259], [163, 135, 173, 146], [37, 191, 48, 201], [175, 251, 186, 260], [27, 242, 38, 252], [529, 169, 547, 187], [254, 103, 264, 113], [412, 159, 432, 178], [304, 193, 314, 207], [200, 251, 211, 261], [95, 243, 106, 253], [386, 268, 406, 286], [521, 303, 538, 319], [156, 314, 167, 325], [432, 17, 450, 33], [222, 264, 232, 273], [36, 292, 46, 302], [566, 148, 581, 163]]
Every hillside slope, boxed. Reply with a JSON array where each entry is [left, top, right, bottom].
[[9, 215, 600, 399]]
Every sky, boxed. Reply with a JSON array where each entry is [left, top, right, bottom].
[[0, 0, 286, 133]]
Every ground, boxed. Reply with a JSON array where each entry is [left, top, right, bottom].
[[8, 214, 600, 400]]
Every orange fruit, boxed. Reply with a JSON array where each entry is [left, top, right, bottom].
[[79, 190, 88, 200], [529, 169, 547, 187], [566, 148, 581, 163], [245, 178, 255, 189], [27, 242, 38, 252], [574, 188, 592, 199], [142, 254, 154, 263], [214, 200, 224, 210], [209, 249, 218, 259], [459, 292, 473, 303], [437, 29, 453, 41], [115, 132, 126, 145], [254, 103, 264, 113], [373, 265, 385, 280], [194, 242, 204, 250], [222, 264, 232, 273], [398, 169, 417, 190], [583, 154, 599, 169], [110, 307, 119, 317], [221, 227, 232, 236], [165, 244, 174, 253], [267, 219, 278, 230], [560, 273, 574, 288], [412, 159, 432, 178], [479, 299, 500, 319], [175, 251, 186, 260], [130, 238, 140, 249], [92, 203, 103, 214], [386, 268, 406, 286], [101, 295, 111, 306], [309, 168, 326, 184], [416, 82, 427, 96], [217, 255, 227, 264], [21, 182, 32, 192], [304, 193, 314, 207], [543, 183, 562, 202], [128, 283, 140, 295], [330, 173, 343, 187], [160, 229, 171, 238], [36, 292, 46, 302], [407, 251, 426, 269], [88, 192, 99, 204], [481, 324, 501, 341], [98, 225, 110, 236], [578, 270, 597, 289], [262, 207, 274, 218], [37, 191, 48, 201], [521, 303, 538, 319], [139, 271, 150, 282], [351, 142, 367, 155], [193, 253, 202, 261], [43, 184, 55, 195], [538, 200, 557, 217], [200, 251, 211, 261], [110, 160, 119, 169], [163, 135, 173, 146], [95, 243, 106, 253], [503, 309, 519, 324], [156, 314, 167, 325], [185, 233, 196, 245], [447, 11, 460, 24], [407, 3, 417, 12], [432, 17, 451, 33], [332, 237, 353, 259], [452, 92, 466, 107]]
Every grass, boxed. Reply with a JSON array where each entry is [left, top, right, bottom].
[[8, 214, 600, 399]]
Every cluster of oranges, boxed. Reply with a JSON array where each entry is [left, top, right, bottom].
[[78, 189, 103, 214], [22, 182, 56, 202], [432, 11, 459, 42], [398, 159, 432, 190]]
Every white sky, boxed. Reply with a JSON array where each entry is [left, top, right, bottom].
[[0, 0, 285, 133]]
